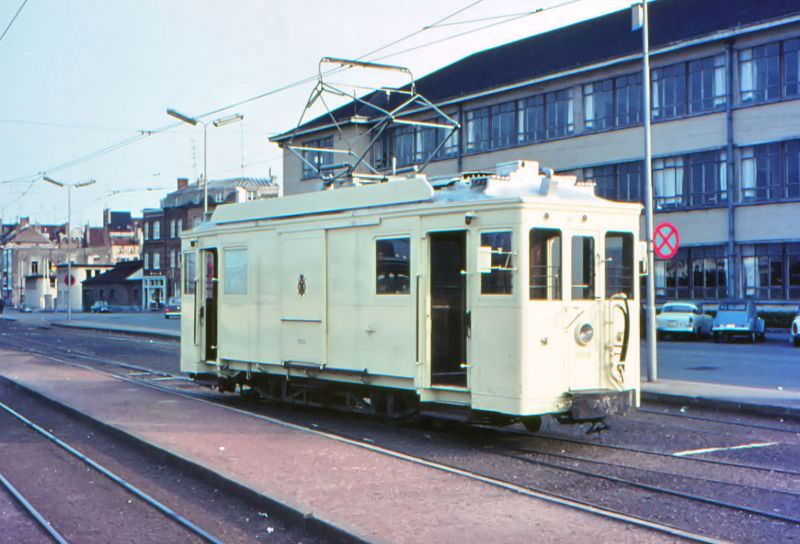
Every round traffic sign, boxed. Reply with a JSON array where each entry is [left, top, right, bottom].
[[653, 222, 680, 259]]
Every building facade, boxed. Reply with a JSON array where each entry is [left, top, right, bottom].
[[272, 0, 800, 307]]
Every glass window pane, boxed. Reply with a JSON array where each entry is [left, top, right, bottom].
[[490, 102, 515, 149], [376, 238, 410, 294], [571, 236, 595, 300], [530, 229, 561, 300], [480, 232, 513, 294], [517, 95, 545, 143], [224, 248, 247, 295], [466, 107, 490, 153]]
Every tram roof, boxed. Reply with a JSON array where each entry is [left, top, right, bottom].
[[204, 161, 640, 228]]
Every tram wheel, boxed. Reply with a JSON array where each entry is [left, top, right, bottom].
[[522, 416, 542, 433]]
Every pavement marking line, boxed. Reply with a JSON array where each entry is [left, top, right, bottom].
[[673, 442, 779, 457]]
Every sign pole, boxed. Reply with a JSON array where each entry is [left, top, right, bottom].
[[637, 1, 658, 382]]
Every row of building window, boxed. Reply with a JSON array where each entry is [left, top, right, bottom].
[[335, 37, 798, 173], [144, 219, 184, 241], [739, 37, 800, 103], [583, 138, 800, 209], [656, 243, 800, 301], [143, 250, 182, 271]]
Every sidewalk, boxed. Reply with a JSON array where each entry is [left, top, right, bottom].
[[3, 309, 799, 419]]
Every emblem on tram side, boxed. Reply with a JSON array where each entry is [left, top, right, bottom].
[[297, 274, 306, 296]]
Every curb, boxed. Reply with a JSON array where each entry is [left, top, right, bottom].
[[0, 375, 367, 544], [642, 391, 800, 422], [51, 322, 179, 340]]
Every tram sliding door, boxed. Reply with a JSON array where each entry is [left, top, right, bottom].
[[429, 231, 468, 387], [202, 249, 219, 362]]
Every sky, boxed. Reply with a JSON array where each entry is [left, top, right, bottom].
[[0, 0, 636, 227]]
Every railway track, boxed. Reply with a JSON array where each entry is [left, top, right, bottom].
[[0, 397, 223, 544], [635, 406, 800, 434], [2, 326, 798, 541], [0, 334, 733, 542], [0, 471, 69, 544]]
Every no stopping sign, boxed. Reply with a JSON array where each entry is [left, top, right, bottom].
[[653, 222, 680, 259]]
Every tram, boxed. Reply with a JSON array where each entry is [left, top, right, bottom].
[[179, 160, 643, 430]]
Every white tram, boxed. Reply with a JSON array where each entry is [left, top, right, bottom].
[[180, 160, 643, 430]]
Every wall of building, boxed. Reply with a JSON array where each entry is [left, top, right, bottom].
[[276, 12, 800, 305]]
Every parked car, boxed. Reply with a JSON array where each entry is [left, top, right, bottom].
[[790, 312, 800, 347], [90, 300, 110, 313], [164, 297, 181, 319], [712, 300, 765, 343], [655, 302, 713, 339]]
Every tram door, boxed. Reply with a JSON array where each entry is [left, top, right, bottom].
[[279, 231, 325, 365], [202, 249, 219, 362], [429, 231, 468, 387], [566, 235, 601, 390]]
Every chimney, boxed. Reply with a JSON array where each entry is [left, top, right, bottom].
[[19, 216, 29, 227], [177, 177, 189, 190]]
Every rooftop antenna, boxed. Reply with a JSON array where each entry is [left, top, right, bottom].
[[285, 57, 459, 188]]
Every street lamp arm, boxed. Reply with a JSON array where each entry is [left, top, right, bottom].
[[42, 176, 65, 187], [166, 108, 198, 126]]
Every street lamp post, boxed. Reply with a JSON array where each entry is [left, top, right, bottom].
[[166, 109, 244, 219], [43, 176, 96, 321]]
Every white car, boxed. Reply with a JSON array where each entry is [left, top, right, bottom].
[[656, 302, 713, 339], [791, 314, 800, 347]]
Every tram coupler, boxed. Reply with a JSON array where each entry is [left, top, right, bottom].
[[566, 389, 635, 421]]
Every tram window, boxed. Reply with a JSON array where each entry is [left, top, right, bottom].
[[376, 237, 410, 294], [224, 248, 248, 295], [571, 236, 595, 300], [605, 232, 634, 298], [183, 252, 196, 295], [530, 229, 562, 300], [481, 232, 513, 294]]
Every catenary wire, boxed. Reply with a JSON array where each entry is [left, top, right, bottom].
[[0, 0, 27, 45], [0, 0, 580, 199]]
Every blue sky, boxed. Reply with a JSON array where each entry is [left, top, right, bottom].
[[0, 0, 634, 226]]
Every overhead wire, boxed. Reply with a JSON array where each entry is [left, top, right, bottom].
[[0, 0, 27, 45], [1, 0, 578, 204], [0, 0, 483, 189]]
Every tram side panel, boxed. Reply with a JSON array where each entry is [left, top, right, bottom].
[[325, 222, 418, 386]]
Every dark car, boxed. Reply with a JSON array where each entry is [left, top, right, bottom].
[[712, 300, 765, 343], [164, 297, 181, 319]]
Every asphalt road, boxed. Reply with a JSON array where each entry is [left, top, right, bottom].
[[651, 331, 800, 390]]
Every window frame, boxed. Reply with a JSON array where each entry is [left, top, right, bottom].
[[375, 236, 411, 296], [223, 247, 248, 295], [479, 230, 514, 295], [183, 252, 197, 295], [529, 228, 563, 301], [570, 235, 595, 300]]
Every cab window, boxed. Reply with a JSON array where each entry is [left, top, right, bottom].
[[480, 231, 513, 294], [571, 236, 595, 300], [605, 232, 634, 298], [530, 228, 562, 300]]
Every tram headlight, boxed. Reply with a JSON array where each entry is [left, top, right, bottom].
[[576, 323, 594, 345]]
